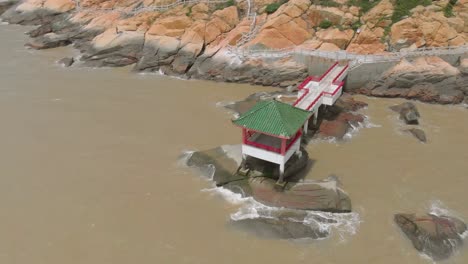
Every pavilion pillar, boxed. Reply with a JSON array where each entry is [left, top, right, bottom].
[[242, 128, 247, 144], [313, 111, 318, 126], [303, 119, 309, 134], [280, 138, 287, 155], [278, 162, 285, 183]]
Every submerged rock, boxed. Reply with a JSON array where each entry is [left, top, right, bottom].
[[230, 209, 330, 239], [58, 57, 74, 67], [395, 213, 467, 261], [389, 102, 420, 125], [249, 176, 351, 212], [404, 128, 427, 143]]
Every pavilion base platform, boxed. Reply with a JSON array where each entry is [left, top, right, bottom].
[[240, 147, 309, 188]]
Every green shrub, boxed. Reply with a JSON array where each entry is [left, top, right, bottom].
[[443, 0, 458, 17], [351, 20, 362, 31], [186, 6, 192, 17], [347, 0, 381, 14], [391, 0, 433, 23], [319, 19, 333, 29], [215, 0, 235, 10], [265, 2, 282, 14], [312, 0, 340, 7]]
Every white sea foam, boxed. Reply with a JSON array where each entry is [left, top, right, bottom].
[[428, 200, 458, 218], [206, 185, 361, 242], [461, 230, 468, 240], [177, 150, 195, 167]]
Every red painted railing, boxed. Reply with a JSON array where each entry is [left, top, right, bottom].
[[293, 89, 309, 106], [297, 62, 339, 91], [245, 140, 281, 154], [244, 130, 303, 155], [306, 93, 323, 111], [297, 76, 313, 90], [318, 62, 339, 82], [332, 64, 349, 84], [323, 81, 344, 96]]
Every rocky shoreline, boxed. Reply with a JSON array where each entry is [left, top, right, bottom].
[[1, 0, 468, 104]]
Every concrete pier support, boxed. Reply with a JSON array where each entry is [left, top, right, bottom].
[[313, 112, 318, 126], [278, 163, 285, 183]]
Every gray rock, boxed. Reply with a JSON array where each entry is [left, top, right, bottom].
[[0, 0, 16, 16], [390, 102, 420, 125], [82, 32, 145, 67], [395, 213, 467, 261], [26, 32, 71, 49], [58, 57, 74, 67], [405, 128, 427, 143], [184, 145, 351, 212]]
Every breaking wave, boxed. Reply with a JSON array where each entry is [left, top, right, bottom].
[[428, 200, 463, 219], [428, 200, 467, 240], [203, 185, 361, 242], [343, 114, 381, 140], [180, 149, 361, 241]]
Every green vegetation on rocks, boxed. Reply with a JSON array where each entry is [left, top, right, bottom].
[[312, 0, 340, 7], [444, 0, 458, 17], [391, 0, 432, 23], [347, 0, 382, 13], [319, 19, 333, 29], [265, 0, 288, 14], [215, 0, 235, 10]]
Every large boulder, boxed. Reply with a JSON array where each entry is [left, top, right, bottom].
[[361, 0, 393, 29], [248, 0, 311, 49], [389, 102, 420, 125], [389, 6, 466, 50], [0, 0, 16, 16], [184, 145, 351, 212], [315, 28, 354, 49], [81, 29, 145, 67], [404, 128, 427, 143], [249, 176, 351, 212], [364, 57, 467, 104], [395, 213, 467, 261]]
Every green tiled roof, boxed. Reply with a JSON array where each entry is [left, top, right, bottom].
[[232, 100, 311, 138]]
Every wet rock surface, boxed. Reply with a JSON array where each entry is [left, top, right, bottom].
[[230, 209, 330, 240], [389, 102, 420, 125], [314, 95, 368, 140], [395, 213, 467, 261], [404, 128, 427, 143], [57, 56, 74, 67], [185, 145, 351, 213]]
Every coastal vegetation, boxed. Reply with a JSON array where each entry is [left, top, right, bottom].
[[346, 0, 382, 13], [444, 0, 458, 17], [391, 0, 432, 23], [265, 0, 288, 14], [319, 19, 333, 29]]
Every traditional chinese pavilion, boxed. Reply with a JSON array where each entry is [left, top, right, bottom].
[[232, 100, 311, 183]]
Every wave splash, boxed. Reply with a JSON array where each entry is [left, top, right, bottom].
[[204, 185, 361, 242]]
